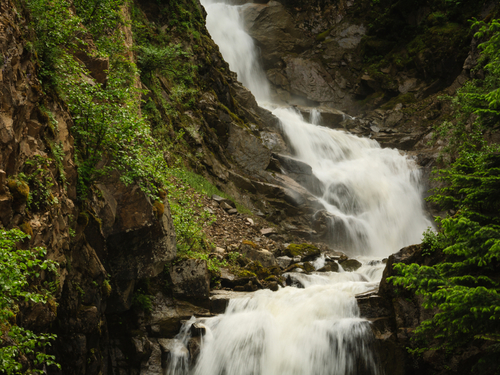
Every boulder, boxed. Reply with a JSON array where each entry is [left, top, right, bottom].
[[170, 259, 211, 300], [356, 290, 392, 319], [276, 256, 293, 269], [285, 243, 320, 261], [227, 123, 271, 174], [339, 258, 362, 272], [283, 56, 337, 103], [89, 178, 176, 313], [140, 293, 211, 338], [209, 290, 254, 314], [241, 1, 311, 69], [239, 241, 276, 267], [317, 262, 339, 272], [269, 153, 324, 196]]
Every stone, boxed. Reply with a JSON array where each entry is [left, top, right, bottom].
[[260, 131, 288, 153], [210, 290, 254, 314], [241, 1, 311, 69], [170, 259, 211, 300], [284, 56, 337, 102], [285, 243, 320, 261], [220, 201, 233, 211], [270, 153, 324, 196], [90, 178, 176, 313], [227, 208, 238, 215], [187, 336, 202, 365], [215, 247, 226, 255], [144, 293, 211, 338], [227, 123, 271, 174], [339, 258, 362, 272], [131, 336, 153, 362], [190, 322, 206, 337], [239, 241, 276, 267], [246, 218, 254, 226], [356, 290, 392, 319], [317, 262, 339, 272], [260, 227, 277, 236], [276, 256, 293, 269]]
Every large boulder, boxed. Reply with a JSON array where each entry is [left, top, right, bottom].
[[239, 240, 276, 267], [227, 123, 271, 174], [241, 1, 311, 69], [283, 56, 338, 103], [88, 178, 177, 313], [137, 292, 211, 338], [170, 259, 211, 300]]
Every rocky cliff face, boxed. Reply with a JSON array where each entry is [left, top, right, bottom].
[[1, 0, 498, 373], [0, 1, 178, 373]]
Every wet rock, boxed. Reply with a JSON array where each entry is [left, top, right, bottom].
[[241, 1, 311, 69], [210, 290, 254, 314], [356, 291, 392, 319], [190, 322, 206, 337], [140, 340, 163, 375], [187, 336, 202, 365], [143, 293, 211, 338], [317, 262, 339, 272], [270, 153, 324, 196], [339, 258, 362, 272], [170, 259, 211, 300], [131, 336, 153, 363]]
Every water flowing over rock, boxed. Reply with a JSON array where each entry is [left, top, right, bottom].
[[176, 0, 435, 374]]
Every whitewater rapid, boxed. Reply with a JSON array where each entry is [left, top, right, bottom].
[[165, 0, 433, 374]]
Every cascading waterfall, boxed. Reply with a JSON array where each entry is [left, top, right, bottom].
[[166, 0, 433, 374]]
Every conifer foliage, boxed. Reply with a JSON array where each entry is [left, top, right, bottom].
[[390, 19, 500, 372]]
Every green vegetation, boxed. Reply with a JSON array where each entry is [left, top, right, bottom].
[[22, 0, 245, 263], [390, 19, 500, 372], [285, 243, 320, 259], [0, 229, 60, 374]]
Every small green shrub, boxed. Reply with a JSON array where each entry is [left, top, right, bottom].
[[0, 229, 60, 374]]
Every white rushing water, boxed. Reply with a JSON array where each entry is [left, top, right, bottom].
[[166, 0, 433, 374]]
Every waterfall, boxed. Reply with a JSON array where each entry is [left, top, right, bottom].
[[166, 0, 434, 374]]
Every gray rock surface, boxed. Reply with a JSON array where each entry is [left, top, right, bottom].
[[170, 259, 211, 300]]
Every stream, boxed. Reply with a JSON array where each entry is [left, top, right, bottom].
[[166, 0, 433, 374]]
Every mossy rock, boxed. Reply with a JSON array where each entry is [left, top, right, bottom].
[[19, 222, 33, 238], [241, 240, 258, 249], [77, 212, 90, 227], [285, 244, 320, 261], [237, 270, 257, 278], [302, 262, 315, 273], [153, 201, 165, 219], [244, 261, 272, 280], [6, 178, 29, 202], [340, 259, 362, 272]]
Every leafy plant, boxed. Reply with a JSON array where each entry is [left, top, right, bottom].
[[0, 229, 60, 374]]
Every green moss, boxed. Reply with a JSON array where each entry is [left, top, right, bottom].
[[302, 262, 315, 273], [19, 222, 33, 238], [237, 270, 257, 278], [316, 26, 334, 42], [153, 200, 165, 219], [242, 240, 258, 249], [7, 178, 30, 202], [285, 244, 320, 259], [245, 261, 272, 280]]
